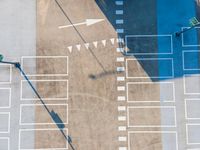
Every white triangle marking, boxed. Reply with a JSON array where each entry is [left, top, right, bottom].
[[110, 38, 115, 45], [102, 40, 106, 46], [68, 46, 72, 53], [84, 43, 89, 49], [93, 41, 98, 48], [76, 44, 81, 51]]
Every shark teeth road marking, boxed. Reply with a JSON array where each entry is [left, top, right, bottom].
[[102, 40, 106, 46], [76, 44, 81, 51], [93, 41, 98, 48], [67, 38, 124, 53], [68, 46, 72, 53], [84, 43, 90, 49], [110, 38, 115, 45]]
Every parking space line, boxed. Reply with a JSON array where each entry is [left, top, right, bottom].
[[19, 128, 68, 150], [19, 104, 68, 125]]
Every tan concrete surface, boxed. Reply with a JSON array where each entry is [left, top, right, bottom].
[[36, 0, 162, 149]]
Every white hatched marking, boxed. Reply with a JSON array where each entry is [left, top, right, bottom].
[[118, 116, 126, 121], [118, 136, 127, 142], [117, 77, 125, 81], [118, 96, 125, 101], [118, 126, 126, 131], [117, 57, 124, 62], [118, 106, 126, 111]]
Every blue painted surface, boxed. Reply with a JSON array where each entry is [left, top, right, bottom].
[[157, 0, 199, 79]]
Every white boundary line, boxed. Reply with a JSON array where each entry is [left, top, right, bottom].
[[0, 64, 12, 84], [182, 27, 200, 47], [128, 131, 178, 150], [186, 124, 200, 145], [126, 82, 175, 103], [125, 34, 173, 55], [19, 128, 68, 150], [20, 80, 68, 100], [127, 106, 177, 127], [0, 137, 10, 150], [182, 50, 200, 70], [126, 58, 174, 79], [183, 74, 200, 95], [0, 112, 10, 133], [185, 99, 200, 120], [21, 56, 68, 76], [0, 88, 11, 108], [19, 103, 68, 125]]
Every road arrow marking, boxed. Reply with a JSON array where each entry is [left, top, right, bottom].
[[59, 19, 104, 29]]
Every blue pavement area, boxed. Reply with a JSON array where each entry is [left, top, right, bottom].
[[96, 0, 200, 81], [157, 0, 199, 80]]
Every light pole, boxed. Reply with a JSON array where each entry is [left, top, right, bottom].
[[175, 17, 200, 37]]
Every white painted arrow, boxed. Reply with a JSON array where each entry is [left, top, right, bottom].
[[59, 19, 104, 29]]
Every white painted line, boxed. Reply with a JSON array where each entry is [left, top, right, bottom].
[[118, 106, 126, 111], [126, 58, 174, 79], [118, 136, 127, 142], [183, 75, 200, 95], [126, 82, 175, 103], [117, 86, 125, 91], [21, 56, 68, 76], [117, 67, 125, 72], [186, 124, 200, 145], [0, 64, 12, 84], [0, 112, 10, 133], [116, 29, 124, 33], [116, 10, 124, 15], [20, 104, 68, 125], [115, 1, 124, 5], [182, 27, 200, 47], [182, 50, 200, 70], [0, 137, 9, 150], [125, 34, 173, 55], [117, 96, 126, 101], [21, 80, 68, 100], [185, 99, 200, 120], [117, 77, 125, 81], [19, 128, 68, 150], [116, 48, 124, 52], [117, 38, 124, 43], [119, 147, 127, 150], [118, 126, 126, 131], [118, 116, 126, 121], [128, 131, 178, 150], [116, 57, 124, 62], [0, 88, 11, 108], [127, 106, 177, 127], [116, 19, 124, 24]]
